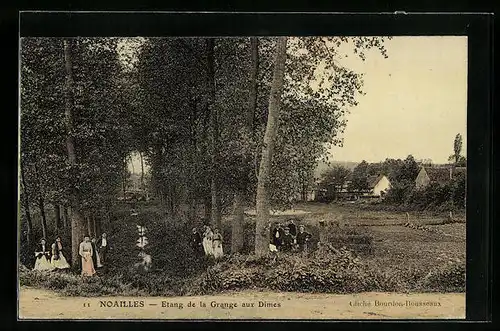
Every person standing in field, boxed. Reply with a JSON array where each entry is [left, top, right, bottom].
[[296, 225, 312, 253], [271, 222, 283, 251], [50, 236, 70, 270], [33, 238, 54, 271], [202, 225, 214, 256], [281, 227, 295, 252], [91, 237, 103, 268], [288, 219, 297, 238], [97, 233, 109, 265], [212, 228, 223, 259], [79, 235, 96, 277], [269, 222, 278, 252], [191, 228, 203, 256]]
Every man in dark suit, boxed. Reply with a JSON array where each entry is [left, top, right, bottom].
[[288, 219, 297, 238], [281, 227, 295, 252], [97, 233, 109, 265], [296, 225, 312, 252]]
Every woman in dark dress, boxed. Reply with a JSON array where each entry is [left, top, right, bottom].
[[271, 223, 283, 250], [51, 236, 70, 270], [191, 228, 203, 256], [33, 238, 54, 271]]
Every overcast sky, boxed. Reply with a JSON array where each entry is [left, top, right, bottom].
[[128, 36, 468, 173], [327, 36, 467, 164]]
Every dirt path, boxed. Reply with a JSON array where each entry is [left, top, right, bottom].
[[18, 286, 465, 320]]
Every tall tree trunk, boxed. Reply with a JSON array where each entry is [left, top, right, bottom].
[[62, 206, 68, 228], [188, 100, 198, 225], [189, 198, 197, 224], [247, 37, 259, 132], [206, 38, 221, 229], [93, 215, 97, 238], [20, 160, 33, 248], [204, 196, 211, 224], [38, 196, 47, 240], [33, 162, 48, 239], [122, 161, 127, 196], [95, 215, 102, 238], [86, 215, 93, 238], [232, 37, 259, 254], [54, 204, 61, 231], [64, 39, 86, 268], [254, 37, 287, 256], [139, 151, 145, 190], [232, 193, 245, 254]]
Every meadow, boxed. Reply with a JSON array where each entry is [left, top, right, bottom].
[[19, 200, 466, 296]]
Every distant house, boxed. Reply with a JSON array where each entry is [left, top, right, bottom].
[[415, 166, 466, 189], [367, 174, 391, 197]]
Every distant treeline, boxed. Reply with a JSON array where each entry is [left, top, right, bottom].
[[319, 154, 466, 211]]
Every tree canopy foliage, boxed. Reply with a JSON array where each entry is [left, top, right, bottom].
[[20, 36, 392, 260]]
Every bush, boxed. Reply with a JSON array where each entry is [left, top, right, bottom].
[[419, 261, 465, 292], [383, 176, 466, 212], [20, 269, 80, 290], [188, 246, 371, 295]]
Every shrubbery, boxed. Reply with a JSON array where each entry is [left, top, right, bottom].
[[19, 241, 465, 296], [419, 261, 465, 292], [384, 173, 465, 212], [185, 245, 464, 295]]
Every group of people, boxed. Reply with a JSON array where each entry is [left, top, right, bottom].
[[190, 220, 312, 257], [33, 232, 109, 277], [270, 219, 312, 253], [191, 225, 224, 259], [78, 233, 109, 277], [33, 236, 71, 271]]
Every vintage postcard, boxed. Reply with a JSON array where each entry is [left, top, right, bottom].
[[18, 33, 467, 319]]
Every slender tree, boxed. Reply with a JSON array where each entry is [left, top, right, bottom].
[[19, 159, 33, 247], [63, 38, 86, 268], [207, 38, 222, 229], [255, 37, 288, 256], [231, 37, 259, 253]]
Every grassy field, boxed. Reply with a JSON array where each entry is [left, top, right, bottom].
[[19, 200, 466, 296], [238, 202, 465, 273]]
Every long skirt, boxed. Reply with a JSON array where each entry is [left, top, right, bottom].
[[95, 249, 103, 268], [81, 252, 96, 276], [34, 256, 54, 271], [51, 252, 70, 269], [213, 241, 223, 259], [202, 238, 213, 256]]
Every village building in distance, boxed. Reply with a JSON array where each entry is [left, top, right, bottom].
[[415, 166, 466, 189], [311, 174, 392, 202]]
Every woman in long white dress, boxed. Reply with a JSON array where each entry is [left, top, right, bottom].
[[202, 226, 214, 256], [91, 237, 103, 268], [79, 235, 96, 277], [33, 238, 54, 271], [51, 236, 70, 270], [212, 228, 223, 259]]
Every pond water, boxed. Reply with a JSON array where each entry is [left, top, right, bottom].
[[135, 223, 152, 270]]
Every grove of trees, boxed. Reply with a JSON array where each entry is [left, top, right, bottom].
[[20, 36, 391, 265]]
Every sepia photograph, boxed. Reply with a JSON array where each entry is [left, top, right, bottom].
[[18, 33, 467, 319]]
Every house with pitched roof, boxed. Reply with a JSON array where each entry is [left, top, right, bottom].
[[415, 166, 466, 189], [367, 174, 392, 197]]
